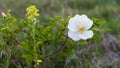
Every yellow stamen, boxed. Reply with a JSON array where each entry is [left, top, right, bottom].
[[78, 26, 85, 33]]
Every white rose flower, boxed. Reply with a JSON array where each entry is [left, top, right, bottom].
[[67, 14, 94, 41]]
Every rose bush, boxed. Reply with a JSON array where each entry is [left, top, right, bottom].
[[0, 5, 105, 68]]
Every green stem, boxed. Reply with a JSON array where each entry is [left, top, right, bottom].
[[6, 50, 12, 68], [32, 22, 38, 68]]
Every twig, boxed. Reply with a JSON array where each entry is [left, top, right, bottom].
[[11, 59, 18, 68], [44, 36, 68, 58]]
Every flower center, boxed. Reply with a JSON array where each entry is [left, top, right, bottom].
[[78, 26, 85, 33]]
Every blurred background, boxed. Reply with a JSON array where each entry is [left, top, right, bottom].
[[0, 0, 120, 68]]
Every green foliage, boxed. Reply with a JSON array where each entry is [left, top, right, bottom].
[[0, 4, 107, 68], [0, 7, 71, 67], [0, 0, 120, 68]]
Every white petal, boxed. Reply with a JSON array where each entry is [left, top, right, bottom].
[[80, 14, 93, 30], [68, 30, 81, 41], [68, 14, 84, 32], [74, 14, 84, 23], [68, 14, 93, 32], [78, 30, 94, 40], [68, 17, 78, 32]]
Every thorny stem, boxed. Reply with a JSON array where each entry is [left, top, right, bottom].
[[44, 36, 68, 58]]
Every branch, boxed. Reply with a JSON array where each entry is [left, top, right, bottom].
[[11, 59, 18, 68], [44, 36, 68, 58]]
